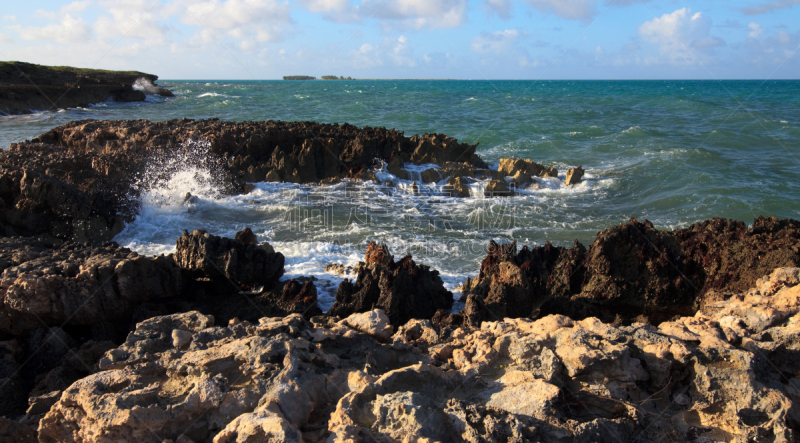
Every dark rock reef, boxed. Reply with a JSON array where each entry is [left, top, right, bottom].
[[329, 242, 454, 326], [0, 62, 173, 115], [459, 216, 800, 328]]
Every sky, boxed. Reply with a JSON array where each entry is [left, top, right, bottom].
[[0, 0, 798, 80]]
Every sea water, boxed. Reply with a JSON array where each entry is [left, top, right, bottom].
[[1, 80, 799, 309]]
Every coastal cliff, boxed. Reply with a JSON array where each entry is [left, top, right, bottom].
[[0, 62, 173, 115]]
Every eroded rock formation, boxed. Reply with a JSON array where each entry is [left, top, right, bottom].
[[33, 267, 800, 442], [328, 242, 454, 326]]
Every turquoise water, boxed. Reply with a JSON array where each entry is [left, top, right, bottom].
[[2, 80, 798, 307]]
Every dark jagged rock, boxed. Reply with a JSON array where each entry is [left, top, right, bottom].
[[0, 62, 172, 115], [461, 217, 800, 327], [174, 229, 284, 290], [0, 237, 183, 338], [33, 118, 488, 186], [565, 165, 584, 185], [328, 242, 453, 326]]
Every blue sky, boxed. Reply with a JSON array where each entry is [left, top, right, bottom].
[[0, 0, 798, 79]]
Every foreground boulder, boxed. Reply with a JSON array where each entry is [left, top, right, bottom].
[[0, 237, 183, 337], [37, 268, 800, 442], [175, 229, 284, 290], [328, 242, 453, 326]]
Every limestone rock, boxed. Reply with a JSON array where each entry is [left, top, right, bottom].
[[340, 309, 394, 342], [484, 179, 513, 197], [445, 176, 471, 198], [565, 165, 584, 185], [498, 158, 557, 178]]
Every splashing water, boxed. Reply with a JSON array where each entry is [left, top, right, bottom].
[[132, 77, 161, 95], [131, 138, 227, 213]]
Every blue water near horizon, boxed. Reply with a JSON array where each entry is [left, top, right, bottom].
[[2, 79, 798, 309]]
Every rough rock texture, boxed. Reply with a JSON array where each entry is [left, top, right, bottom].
[[0, 144, 131, 243], [499, 157, 558, 178], [34, 119, 489, 187], [484, 179, 513, 197], [461, 217, 800, 327], [0, 62, 171, 116], [0, 237, 183, 337], [175, 229, 284, 290], [37, 269, 800, 442], [565, 165, 584, 185], [328, 242, 453, 326]]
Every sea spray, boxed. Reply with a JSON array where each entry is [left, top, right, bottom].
[[129, 138, 229, 213]]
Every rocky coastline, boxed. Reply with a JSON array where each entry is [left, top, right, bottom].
[[0, 119, 799, 441], [0, 62, 173, 116]]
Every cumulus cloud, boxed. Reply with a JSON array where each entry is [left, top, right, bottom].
[[517, 0, 654, 22], [13, 14, 92, 43], [639, 8, 724, 65], [95, 0, 174, 45], [63, 1, 93, 13], [179, 0, 292, 48], [748, 22, 763, 38], [742, 0, 800, 15]]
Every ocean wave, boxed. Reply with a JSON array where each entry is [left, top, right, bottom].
[[197, 92, 240, 98]]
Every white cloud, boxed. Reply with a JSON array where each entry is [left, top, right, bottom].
[[3, 15, 16, 22], [180, 0, 291, 29], [95, 1, 174, 45], [639, 8, 724, 65], [391, 35, 416, 67], [742, 0, 800, 15], [367, 0, 468, 29], [179, 0, 292, 48], [63, 1, 93, 13], [297, 0, 350, 13], [14, 14, 92, 44], [0, 33, 11, 43], [748, 22, 763, 38]]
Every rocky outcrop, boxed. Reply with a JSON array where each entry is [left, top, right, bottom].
[[328, 242, 453, 326], [174, 229, 284, 290], [0, 237, 183, 337], [34, 119, 489, 187], [565, 165, 584, 185], [35, 268, 800, 442], [461, 217, 800, 327], [499, 157, 558, 178], [0, 62, 172, 115]]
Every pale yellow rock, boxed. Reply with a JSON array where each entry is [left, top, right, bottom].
[[340, 309, 394, 341]]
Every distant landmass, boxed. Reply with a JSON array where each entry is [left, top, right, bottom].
[[283, 75, 353, 80]]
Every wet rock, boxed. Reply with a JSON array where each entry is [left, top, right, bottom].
[[328, 242, 453, 326], [439, 161, 475, 181], [234, 227, 258, 245], [420, 168, 441, 183], [499, 158, 557, 178], [565, 165, 584, 185], [444, 176, 471, 198], [386, 157, 409, 180], [509, 170, 532, 188], [484, 179, 514, 197], [175, 229, 284, 290]]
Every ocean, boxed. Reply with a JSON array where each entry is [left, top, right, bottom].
[[1, 79, 798, 309]]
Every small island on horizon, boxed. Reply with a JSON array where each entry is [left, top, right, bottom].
[[283, 75, 354, 80]]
